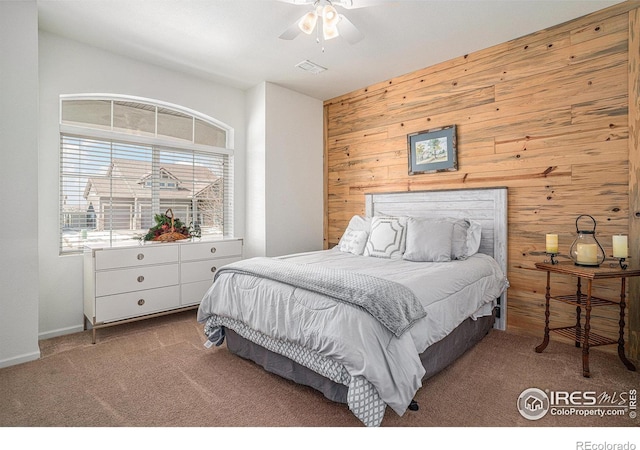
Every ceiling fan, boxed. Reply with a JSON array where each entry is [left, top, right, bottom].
[[278, 0, 367, 45]]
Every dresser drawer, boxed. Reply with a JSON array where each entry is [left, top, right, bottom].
[[180, 257, 240, 284], [180, 240, 242, 262], [95, 245, 178, 270], [95, 264, 178, 297], [181, 280, 213, 306], [95, 285, 180, 323], [84, 238, 242, 343]]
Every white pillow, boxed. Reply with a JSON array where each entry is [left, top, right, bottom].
[[403, 218, 454, 262], [466, 220, 482, 256], [364, 216, 407, 259], [337, 215, 371, 250], [338, 229, 369, 255]]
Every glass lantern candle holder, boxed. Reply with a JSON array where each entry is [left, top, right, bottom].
[[568, 214, 605, 267]]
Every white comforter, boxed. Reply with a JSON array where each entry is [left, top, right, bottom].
[[197, 249, 508, 417]]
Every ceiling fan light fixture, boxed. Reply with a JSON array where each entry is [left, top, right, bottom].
[[279, 0, 362, 47], [323, 22, 339, 40], [298, 11, 318, 34], [322, 4, 340, 40], [322, 4, 339, 26]]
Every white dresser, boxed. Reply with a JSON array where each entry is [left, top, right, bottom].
[[83, 238, 242, 343]]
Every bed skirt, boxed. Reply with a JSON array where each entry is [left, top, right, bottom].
[[225, 308, 497, 405]]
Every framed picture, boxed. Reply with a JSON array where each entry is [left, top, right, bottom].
[[407, 125, 457, 175]]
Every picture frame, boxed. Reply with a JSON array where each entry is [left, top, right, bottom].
[[408, 125, 457, 175]]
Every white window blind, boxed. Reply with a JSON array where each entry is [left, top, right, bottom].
[[59, 96, 234, 254]]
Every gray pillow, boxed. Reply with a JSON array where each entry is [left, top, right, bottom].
[[403, 218, 454, 262], [450, 218, 471, 260]]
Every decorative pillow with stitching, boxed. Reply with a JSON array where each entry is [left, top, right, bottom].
[[338, 230, 369, 255], [337, 215, 371, 250], [403, 218, 454, 262], [364, 216, 407, 259]]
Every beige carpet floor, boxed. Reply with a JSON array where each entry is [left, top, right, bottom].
[[0, 309, 637, 445]]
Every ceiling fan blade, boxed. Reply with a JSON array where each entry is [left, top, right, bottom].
[[337, 0, 386, 9], [278, 0, 313, 5], [279, 20, 302, 40], [337, 14, 363, 44], [277, 0, 383, 9]]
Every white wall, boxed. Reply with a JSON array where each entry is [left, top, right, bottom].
[[37, 31, 247, 340], [0, 5, 324, 366], [244, 82, 324, 258], [264, 83, 323, 256], [245, 83, 267, 258], [0, 1, 41, 368]]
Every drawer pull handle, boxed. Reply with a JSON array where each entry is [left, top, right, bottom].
[[137, 253, 145, 260], [210, 247, 217, 254], [137, 299, 145, 306], [211, 266, 217, 273], [137, 275, 145, 283]]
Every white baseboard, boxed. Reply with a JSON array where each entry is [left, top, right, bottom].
[[0, 350, 40, 369], [38, 324, 85, 341], [0, 324, 84, 369]]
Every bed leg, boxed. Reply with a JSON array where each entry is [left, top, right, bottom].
[[408, 399, 419, 411]]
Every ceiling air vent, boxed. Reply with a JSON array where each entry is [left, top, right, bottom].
[[295, 60, 327, 74]]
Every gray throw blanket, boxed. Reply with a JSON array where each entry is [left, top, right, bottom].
[[214, 257, 426, 337]]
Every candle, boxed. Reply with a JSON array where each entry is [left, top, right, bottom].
[[576, 243, 598, 265], [545, 234, 558, 253], [613, 235, 628, 258]]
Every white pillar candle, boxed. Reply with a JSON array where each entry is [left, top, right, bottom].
[[577, 243, 598, 264], [545, 234, 558, 253], [612, 235, 628, 258]]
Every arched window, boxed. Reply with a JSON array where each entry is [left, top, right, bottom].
[[59, 94, 234, 254]]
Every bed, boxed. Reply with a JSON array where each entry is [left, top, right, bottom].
[[197, 187, 509, 426]]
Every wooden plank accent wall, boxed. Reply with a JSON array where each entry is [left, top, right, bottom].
[[629, 6, 640, 361], [324, 1, 640, 362]]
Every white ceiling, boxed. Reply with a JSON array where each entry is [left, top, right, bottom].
[[37, 0, 624, 101]]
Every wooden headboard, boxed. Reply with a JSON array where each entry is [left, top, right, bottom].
[[364, 187, 508, 330]]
